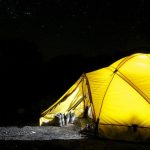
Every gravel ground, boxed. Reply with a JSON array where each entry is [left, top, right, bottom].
[[0, 125, 83, 140], [0, 126, 150, 150]]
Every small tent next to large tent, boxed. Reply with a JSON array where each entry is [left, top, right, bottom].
[[40, 53, 150, 141]]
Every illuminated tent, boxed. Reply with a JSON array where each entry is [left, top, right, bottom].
[[40, 53, 150, 141]]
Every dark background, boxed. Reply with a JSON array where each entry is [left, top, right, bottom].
[[0, 0, 150, 126]]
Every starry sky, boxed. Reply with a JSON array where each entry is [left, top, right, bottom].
[[1, 0, 150, 62], [1, 0, 150, 125]]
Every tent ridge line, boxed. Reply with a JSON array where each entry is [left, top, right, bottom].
[[98, 71, 116, 123], [115, 53, 141, 71], [117, 71, 150, 104], [83, 73, 96, 121], [81, 75, 87, 110], [110, 66, 150, 105]]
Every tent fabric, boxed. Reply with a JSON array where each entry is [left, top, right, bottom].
[[40, 53, 150, 141], [40, 76, 93, 125]]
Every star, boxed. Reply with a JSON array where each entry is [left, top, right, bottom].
[[23, 11, 32, 16]]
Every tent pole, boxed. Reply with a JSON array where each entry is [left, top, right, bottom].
[[83, 73, 96, 122]]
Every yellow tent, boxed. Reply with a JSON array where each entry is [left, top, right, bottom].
[[40, 53, 150, 141]]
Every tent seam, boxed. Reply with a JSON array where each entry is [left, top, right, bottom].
[[109, 66, 150, 105], [83, 73, 96, 122]]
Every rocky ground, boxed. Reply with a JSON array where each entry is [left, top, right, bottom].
[[0, 125, 150, 150], [0, 125, 83, 141]]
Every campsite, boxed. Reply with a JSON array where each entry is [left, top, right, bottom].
[[40, 53, 150, 142], [1, 53, 150, 149], [1, 1, 150, 149]]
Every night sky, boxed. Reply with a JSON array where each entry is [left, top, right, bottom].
[[0, 0, 150, 126]]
